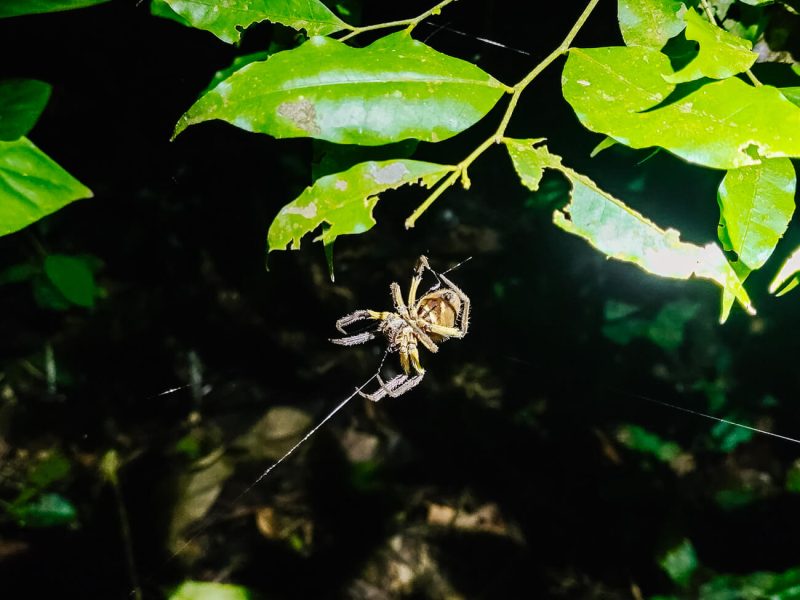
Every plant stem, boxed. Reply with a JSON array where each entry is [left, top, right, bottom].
[[340, 0, 458, 42], [405, 0, 601, 229]]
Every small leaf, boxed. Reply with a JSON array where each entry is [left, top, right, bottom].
[[44, 254, 96, 308], [10, 493, 77, 527], [618, 0, 686, 48], [563, 46, 800, 169], [176, 32, 507, 145], [169, 581, 251, 600], [0, 79, 52, 141], [0, 137, 92, 236], [505, 138, 547, 191], [156, 0, 346, 43], [203, 51, 271, 94], [268, 159, 452, 252], [769, 245, 800, 295], [664, 9, 758, 84], [659, 539, 699, 588], [0, 0, 110, 17], [717, 158, 796, 270]]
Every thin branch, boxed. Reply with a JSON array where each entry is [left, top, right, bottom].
[[404, 0, 602, 229], [339, 0, 458, 43]]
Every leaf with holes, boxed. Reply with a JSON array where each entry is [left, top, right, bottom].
[[175, 32, 507, 145], [268, 159, 452, 252], [0, 137, 92, 237], [0, 79, 52, 141], [664, 9, 757, 84], [618, 0, 685, 48], [563, 46, 800, 169], [154, 0, 346, 43], [505, 138, 547, 191], [717, 158, 796, 270]]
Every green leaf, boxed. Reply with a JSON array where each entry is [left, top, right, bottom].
[[0, 137, 91, 237], [563, 46, 800, 169], [156, 0, 346, 43], [618, 0, 686, 48], [150, 0, 192, 26], [44, 254, 96, 308], [175, 32, 507, 145], [0, 0, 110, 17], [603, 300, 700, 350], [659, 539, 699, 588], [780, 86, 800, 107], [10, 493, 77, 527], [0, 262, 38, 285], [169, 581, 251, 600], [202, 51, 271, 94], [506, 137, 547, 191], [769, 244, 800, 295], [0, 79, 52, 141], [268, 159, 452, 251], [717, 158, 796, 270], [617, 424, 685, 462], [664, 9, 757, 84]]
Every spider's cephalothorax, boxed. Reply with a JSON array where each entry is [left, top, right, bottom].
[[330, 256, 470, 401]]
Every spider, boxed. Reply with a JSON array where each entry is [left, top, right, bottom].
[[330, 255, 470, 402]]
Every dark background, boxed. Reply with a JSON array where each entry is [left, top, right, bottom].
[[2, 0, 800, 598]]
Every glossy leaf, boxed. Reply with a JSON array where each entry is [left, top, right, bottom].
[[563, 46, 800, 169], [156, 0, 346, 43], [176, 32, 507, 145], [0, 79, 52, 141], [717, 158, 796, 270], [769, 245, 800, 295], [0, 137, 92, 236], [779, 86, 800, 107], [664, 9, 757, 84], [0, 0, 110, 17], [150, 0, 191, 26], [505, 137, 547, 191], [170, 581, 251, 600], [268, 159, 452, 251], [44, 254, 96, 308], [618, 0, 685, 48]]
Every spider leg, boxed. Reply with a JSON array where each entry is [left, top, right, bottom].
[[439, 273, 470, 336], [335, 309, 388, 334], [359, 372, 425, 402], [329, 331, 376, 346]]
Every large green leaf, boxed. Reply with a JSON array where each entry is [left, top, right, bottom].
[[717, 158, 796, 270], [618, 0, 686, 48], [0, 137, 92, 236], [664, 9, 757, 84], [0, 79, 52, 141], [506, 142, 753, 319], [563, 46, 800, 169], [175, 32, 507, 145], [0, 0, 110, 17], [155, 0, 346, 43], [268, 159, 452, 252]]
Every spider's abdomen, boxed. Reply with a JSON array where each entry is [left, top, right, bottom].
[[418, 290, 461, 342]]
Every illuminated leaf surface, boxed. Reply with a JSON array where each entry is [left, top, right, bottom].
[[717, 158, 796, 270], [505, 138, 547, 191], [769, 245, 800, 295], [563, 46, 800, 168], [503, 143, 753, 319], [156, 0, 346, 43], [268, 159, 452, 251], [176, 32, 507, 145], [170, 581, 251, 600], [0, 137, 92, 236], [618, 0, 685, 48], [664, 9, 757, 83], [0, 79, 52, 141], [0, 0, 110, 17]]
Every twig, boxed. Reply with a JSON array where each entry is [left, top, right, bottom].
[[339, 0, 459, 43], [405, 0, 602, 229]]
